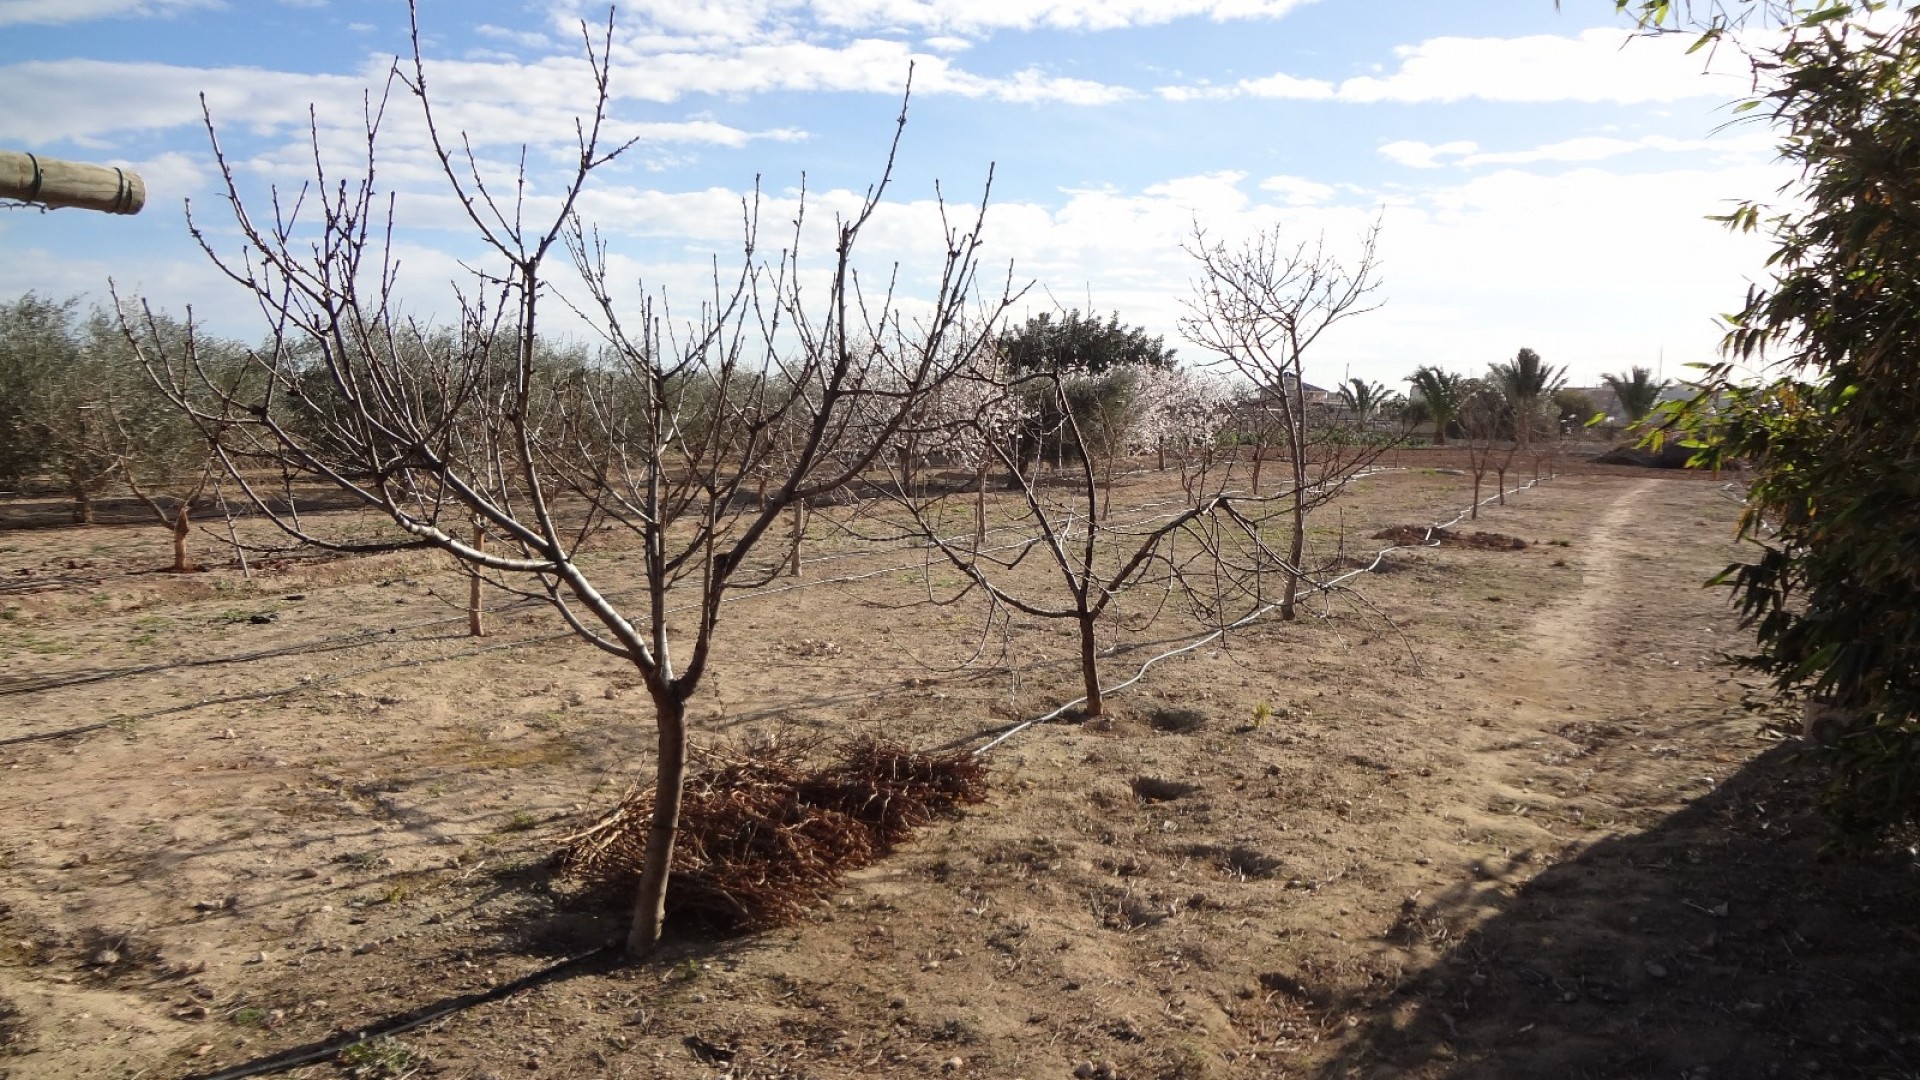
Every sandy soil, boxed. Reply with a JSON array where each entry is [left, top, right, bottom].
[[0, 464, 1913, 1080]]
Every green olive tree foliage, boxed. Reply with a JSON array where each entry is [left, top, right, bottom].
[[0, 294, 237, 565], [1634, 2, 1920, 837], [998, 310, 1173, 474], [997, 309, 1176, 377], [0, 294, 119, 519]]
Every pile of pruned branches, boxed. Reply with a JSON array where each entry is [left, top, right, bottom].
[[556, 737, 988, 931], [1371, 525, 1528, 551]]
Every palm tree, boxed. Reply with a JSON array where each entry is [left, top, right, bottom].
[[1489, 347, 1566, 447], [1336, 377, 1390, 427], [1406, 366, 1466, 446], [1601, 365, 1670, 424]]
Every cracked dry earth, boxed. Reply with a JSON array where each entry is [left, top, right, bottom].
[[0, 465, 1914, 1080]]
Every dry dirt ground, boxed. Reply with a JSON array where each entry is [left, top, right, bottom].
[[1, 460, 1915, 1080]]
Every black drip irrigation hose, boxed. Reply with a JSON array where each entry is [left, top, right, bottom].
[[181, 941, 620, 1080]]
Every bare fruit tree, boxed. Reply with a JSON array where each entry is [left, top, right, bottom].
[[1460, 377, 1517, 517], [882, 366, 1243, 719], [1181, 221, 1388, 621], [122, 8, 1009, 957]]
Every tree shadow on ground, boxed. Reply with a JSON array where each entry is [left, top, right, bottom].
[[1319, 742, 1920, 1080]]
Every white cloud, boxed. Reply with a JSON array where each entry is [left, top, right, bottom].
[[474, 24, 555, 50], [1161, 27, 1756, 105], [1379, 139, 1477, 169], [0, 0, 218, 24], [0, 58, 811, 150], [805, 0, 1319, 35], [545, 0, 1319, 40], [1159, 70, 1331, 102], [1341, 28, 1751, 104], [1381, 131, 1775, 169], [3, 158, 1788, 390], [598, 37, 1131, 104], [1258, 174, 1337, 205]]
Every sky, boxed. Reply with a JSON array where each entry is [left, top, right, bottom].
[[0, 0, 1790, 389]]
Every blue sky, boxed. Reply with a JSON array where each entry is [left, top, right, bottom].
[[0, 0, 1785, 388]]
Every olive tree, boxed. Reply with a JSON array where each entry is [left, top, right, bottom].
[[0, 295, 119, 521], [127, 6, 1009, 954]]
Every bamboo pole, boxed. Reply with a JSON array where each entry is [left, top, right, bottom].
[[1, 150, 145, 215]]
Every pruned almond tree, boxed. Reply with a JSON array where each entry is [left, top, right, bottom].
[[1460, 377, 1517, 517], [881, 365, 1245, 718], [122, 5, 1009, 957], [1181, 221, 1391, 620]]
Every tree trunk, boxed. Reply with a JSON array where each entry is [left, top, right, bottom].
[[72, 482, 93, 525], [1280, 404, 1308, 621], [1496, 466, 1507, 505], [1280, 478, 1306, 621], [217, 489, 250, 579], [1077, 610, 1104, 718], [469, 520, 486, 637], [974, 459, 988, 553], [1434, 419, 1447, 447], [626, 691, 689, 957], [787, 501, 805, 577], [170, 503, 193, 573], [1471, 470, 1483, 520], [1099, 457, 1114, 522], [1250, 445, 1264, 495]]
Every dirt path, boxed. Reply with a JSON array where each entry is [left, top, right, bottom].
[[1326, 476, 1920, 1079], [1508, 476, 1656, 704]]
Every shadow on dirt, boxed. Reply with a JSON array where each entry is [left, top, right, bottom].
[[176, 939, 625, 1080], [1318, 743, 1920, 1080]]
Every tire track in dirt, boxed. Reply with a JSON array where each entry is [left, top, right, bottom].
[[1440, 477, 1682, 850], [1501, 476, 1658, 715]]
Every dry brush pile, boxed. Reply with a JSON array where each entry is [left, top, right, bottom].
[[556, 737, 989, 931]]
